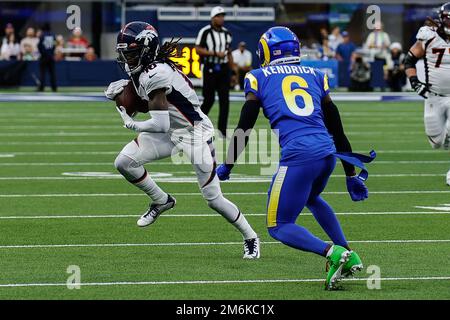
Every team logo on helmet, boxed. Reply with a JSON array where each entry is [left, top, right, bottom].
[[135, 29, 158, 46]]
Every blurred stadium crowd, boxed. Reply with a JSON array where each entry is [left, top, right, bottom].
[[302, 22, 406, 92], [0, 1, 442, 91], [1, 22, 97, 62]]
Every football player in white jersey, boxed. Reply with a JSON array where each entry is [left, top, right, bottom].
[[105, 22, 260, 258], [405, 2, 450, 185]]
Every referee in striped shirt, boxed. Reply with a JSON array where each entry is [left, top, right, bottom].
[[195, 6, 233, 138]]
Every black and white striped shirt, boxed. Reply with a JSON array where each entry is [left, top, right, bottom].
[[195, 24, 232, 65]]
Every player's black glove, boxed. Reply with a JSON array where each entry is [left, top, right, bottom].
[[409, 76, 430, 99]]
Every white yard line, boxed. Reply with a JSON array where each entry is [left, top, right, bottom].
[[415, 205, 450, 212], [1, 142, 124, 146], [0, 131, 427, 137], [0, 162, 115, 166], [1, 150, 444, 156], [0, 276, 449, 288], [1, 190, 449, 198], [0, 173, 446, 181], [0, 125, 119, 130], [0, 160, 448, 166], [0, 132, 133, 137], [0, 211, 448, 220], [0, 176, 124, 180], [0, 136, 442, 145], [1, 151, 118, 155], [0, 239, 449, 250]]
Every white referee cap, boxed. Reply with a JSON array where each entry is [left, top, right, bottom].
[[210, 6, 226, 18]]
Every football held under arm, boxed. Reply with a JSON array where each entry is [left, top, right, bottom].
[[129, 89, 170, 133], [121, 64, 174, 133], [117, 88, 170, 133]]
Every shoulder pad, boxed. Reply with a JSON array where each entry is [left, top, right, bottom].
[[416, 26, 437, 42], [140, 63, 173, 95]]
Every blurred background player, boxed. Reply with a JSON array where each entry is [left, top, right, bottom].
[[195, 6, 233, 139], [37, 23, 56, 92], [232, 41, 252, 90], [404, 2, 450, 185], [385, 42, 406, 92], [216, 26, 375, 290], [105, 22, 260, 259], [349, 51, 372, 92]]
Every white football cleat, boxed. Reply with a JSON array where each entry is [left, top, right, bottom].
[[446, 170, 450, 186], [137, 194, 176, 227], [243, 237, 260, 259]]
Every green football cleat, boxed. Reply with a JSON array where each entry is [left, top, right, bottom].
[[342, 251, 363, 278], [325, 245, 351, 290]]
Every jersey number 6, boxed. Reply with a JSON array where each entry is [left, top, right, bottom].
[[281, 75, 314, 117]]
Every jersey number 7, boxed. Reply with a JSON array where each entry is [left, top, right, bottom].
[[432, 48, 450, 68]]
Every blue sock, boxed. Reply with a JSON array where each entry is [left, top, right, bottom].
[[307, 196, 349, 249], [268, 224, 329, 256]]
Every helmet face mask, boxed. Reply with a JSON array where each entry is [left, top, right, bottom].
[[116, 45, 146, 74], [439, 2, 450, 36], [442, 15, 450, 35]]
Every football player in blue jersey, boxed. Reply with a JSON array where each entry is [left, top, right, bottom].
[[216, 27, 375, 290]]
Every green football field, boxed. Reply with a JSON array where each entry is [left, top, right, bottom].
[[0, 98, 449, 300]]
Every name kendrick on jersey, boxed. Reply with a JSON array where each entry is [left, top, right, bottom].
[[261, 65, 316, 77]]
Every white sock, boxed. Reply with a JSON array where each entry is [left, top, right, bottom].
[[134, 174, 168, 204], [208, 195, 257, 239], [232, 213, 258, 240]]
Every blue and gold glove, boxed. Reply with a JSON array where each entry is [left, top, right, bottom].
[[346, 176, 368, 201], [216, 164, 232, 181]]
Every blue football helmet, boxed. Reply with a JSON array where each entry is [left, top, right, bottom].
[[257, 26, 301, 67], [116, 21, 160, 74]]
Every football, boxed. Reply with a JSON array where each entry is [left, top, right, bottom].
[[115, 81, 149, 116]]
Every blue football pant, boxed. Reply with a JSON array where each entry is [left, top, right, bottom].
[[267, 155, 349, 256]]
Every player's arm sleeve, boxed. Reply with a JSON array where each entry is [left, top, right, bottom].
[[127, 89, 170, 133], [128, 110, 170, 133], [225, 96, 261, 168], [404, 50, 420, 70], [321, 95, 356, 176]]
